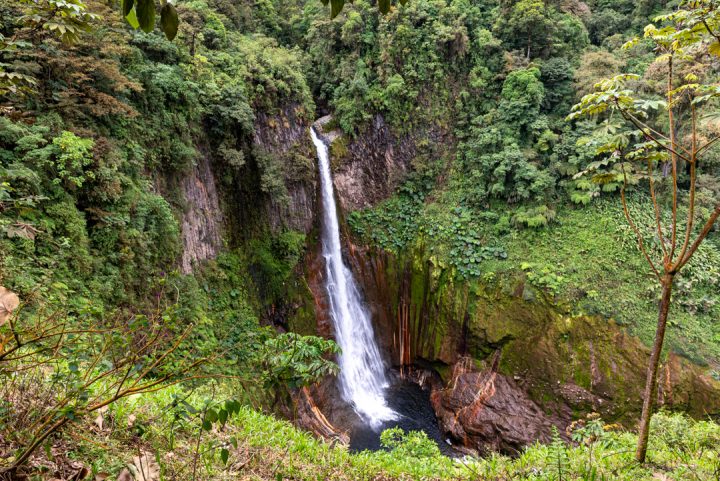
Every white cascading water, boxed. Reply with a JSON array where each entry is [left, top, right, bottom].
[[310, 127, 397, 429]]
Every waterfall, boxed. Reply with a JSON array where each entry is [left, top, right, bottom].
[[310, 127, 397, 429]]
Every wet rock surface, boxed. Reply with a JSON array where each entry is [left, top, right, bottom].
[[292, 385, 350, 446], [336, 245, 720, 443], [285, 118, 720, 453], [315, 114, 444, 211], [431, 357, 562, 454], [253, 105, 317, 234]]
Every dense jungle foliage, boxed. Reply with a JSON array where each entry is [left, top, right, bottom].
[[1, 0, 720, 478]]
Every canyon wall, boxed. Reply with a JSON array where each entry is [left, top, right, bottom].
[[179, 150, 224, 274], [253, 106, 317, 235], [174, 112, 720, 453], [343, 244, 720, 451]]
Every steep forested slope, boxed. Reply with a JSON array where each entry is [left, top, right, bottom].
[[1, 0, 720, 478]]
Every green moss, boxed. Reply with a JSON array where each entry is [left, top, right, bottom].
[[329, 135, 349, 167], [286, 274, 319, 336]]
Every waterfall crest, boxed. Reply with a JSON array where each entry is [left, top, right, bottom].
[[310, 127, 397, 429]]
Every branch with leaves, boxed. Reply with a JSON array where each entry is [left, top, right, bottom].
[[0, 299, 214, 476]]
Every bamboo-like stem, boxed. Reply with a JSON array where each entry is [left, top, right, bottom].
[[620, 165, 661, 280], [635, 274, 674, 462], [667, 55, 679, 265], [677, 203, 720, 270], [646, 156, 668, 260]]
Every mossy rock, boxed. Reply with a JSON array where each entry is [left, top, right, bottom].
[[352, 243, 720, 425]]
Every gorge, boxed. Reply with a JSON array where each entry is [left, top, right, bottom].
[[295, 118, 720, 455], [3, 0, 720, 478]]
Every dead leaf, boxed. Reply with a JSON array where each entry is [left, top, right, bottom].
[[116, 468, 132, 481], [5, 223, 36, 240], [0, 286, 20, 326], [126, 414, 136, 428], [130, 452, 160, 481], [95, 473, 110, 481], [94, 405, 109, 431], [68, 462, 89, 480]]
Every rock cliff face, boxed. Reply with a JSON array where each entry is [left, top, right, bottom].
[[178, 105, 316, 273], [254, 106, 317, 235], [176, 110, 720, 454], [179, 151, 223, 274], [340, 244, 720, 452], [314, 115, 444, 211], [431, 356, 562, 454]]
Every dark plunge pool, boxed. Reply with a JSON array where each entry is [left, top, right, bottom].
[[348, 378, 457, 456]]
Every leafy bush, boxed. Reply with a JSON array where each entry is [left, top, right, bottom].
[[380, 427, 441, 458]]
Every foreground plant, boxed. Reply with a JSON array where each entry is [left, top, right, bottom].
[[569, 0, 720, 463], [0, 293, 211, 477]]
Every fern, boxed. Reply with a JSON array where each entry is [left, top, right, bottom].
[[550, 426, 569, 481]]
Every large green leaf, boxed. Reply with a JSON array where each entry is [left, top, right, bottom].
[[125, 7, 140, 29], [160, 3, 179, 40], [378, 0, 391, 14], [136, 0, 156, 33], [330, 0, 344, 18]]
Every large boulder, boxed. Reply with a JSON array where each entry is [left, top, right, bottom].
[[431, 356, 562, 454]]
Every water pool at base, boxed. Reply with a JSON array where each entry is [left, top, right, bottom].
[[348, 378, 458, 456]]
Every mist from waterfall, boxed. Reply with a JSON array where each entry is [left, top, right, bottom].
[[310, 127, 397, 429]]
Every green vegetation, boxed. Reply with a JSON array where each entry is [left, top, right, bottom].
[[2, 0, 720, 478], [350, 195, 720, 363], [11, 384, 720, 481]]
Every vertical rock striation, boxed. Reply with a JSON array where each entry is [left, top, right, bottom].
[[180, 152, 223, 274]]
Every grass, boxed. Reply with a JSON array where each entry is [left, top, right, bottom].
[[482, 199, 720, 366]]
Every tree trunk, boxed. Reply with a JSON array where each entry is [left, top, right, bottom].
[[527, 33, 531, 59], [635, 273, 674, 463]]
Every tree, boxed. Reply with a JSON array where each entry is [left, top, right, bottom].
[[495, 0, 554, 59], [0, 296, 211, 475], [573, 51, 624, 99], [569, 0, 720, 463]]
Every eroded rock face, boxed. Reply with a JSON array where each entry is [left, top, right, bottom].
[[431, 357, 561, 454], [285, 115, 720, 451], [315, 115, 443, 211], [292, 386, 350, 446], [180, 153, 223, 274], [340, 245, 720, 433]]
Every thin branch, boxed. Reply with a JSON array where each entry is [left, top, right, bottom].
[[620, 165, 662, 281], [618, 107, 691, 163], [674, 105, 699, 271], [696, 134, 720, 156], [667, 55, 679, 265], [646, 156, 669, 259], [677, 203, 720, 270], [701, 17, 720, 46], [130, 325, 194, 388]]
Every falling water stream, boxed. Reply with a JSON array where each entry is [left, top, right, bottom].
[[310, 127, 397, 429]]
